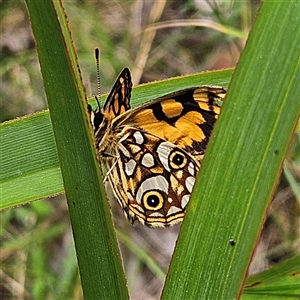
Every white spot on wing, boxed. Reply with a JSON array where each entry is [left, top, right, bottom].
[[141, 153, 155, 168], [125, 159, 136, 176], [167, 206, 182, 216], [188, 162, 195, 176], [157, 142, 172, 171], [149, 212, 164, 217], [181, 194, 190, 209], [186, 176, 195, 193], [133, 131, 144, 144]]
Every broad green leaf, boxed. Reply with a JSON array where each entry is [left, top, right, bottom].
[[0, 70, 233, 210], [162, 1, 300, 299], [0, 112, 62, 208]]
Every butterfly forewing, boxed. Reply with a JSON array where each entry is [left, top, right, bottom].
[[103, 68, 132, 119], [93, 68, 132, 143], [114, 86, 226, 162]]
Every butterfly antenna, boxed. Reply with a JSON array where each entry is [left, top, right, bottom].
[[95, 47, 101, 110]]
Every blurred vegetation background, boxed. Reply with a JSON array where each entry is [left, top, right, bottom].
[[1, 1, 298, 299]]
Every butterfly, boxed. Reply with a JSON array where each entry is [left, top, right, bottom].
[[89, 68, 226, 227]]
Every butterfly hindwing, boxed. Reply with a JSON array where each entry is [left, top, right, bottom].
[[104, 128, 199, 227]]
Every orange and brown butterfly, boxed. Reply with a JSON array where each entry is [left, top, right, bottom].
[[89, 68, 226, 227]]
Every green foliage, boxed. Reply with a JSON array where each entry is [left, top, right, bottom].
[[1, 0, 299, 299], [243, 255, 300, 299]]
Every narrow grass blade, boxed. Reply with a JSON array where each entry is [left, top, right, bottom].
[[24, 0, 128, 298], [242, 255, 300, 299]]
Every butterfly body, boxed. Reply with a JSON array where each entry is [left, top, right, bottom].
[[91, 68, 226, 227]]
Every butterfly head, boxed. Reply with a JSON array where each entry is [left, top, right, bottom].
[[89, 97, 104, 132]]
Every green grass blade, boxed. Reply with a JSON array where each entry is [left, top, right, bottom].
[[24, 0, 128, 298], [162, 1, 300, 299], [242, 255, 300, 299], [0, 69, 233, 210], [0, 112, 63, 208]]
